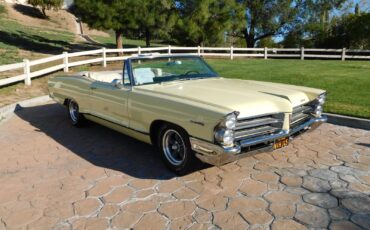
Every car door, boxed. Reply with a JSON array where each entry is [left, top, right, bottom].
[[89, 63, 132, 127]]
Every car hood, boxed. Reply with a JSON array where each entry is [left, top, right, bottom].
[[135, 78, 323, 118]]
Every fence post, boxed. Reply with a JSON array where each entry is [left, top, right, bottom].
[[197, 46, 201, 56], [230, 46, 234, 60], [63, 52, 69, 72], [168, 45, 171, 54], [23, 59, 31, 86], [264, 47, 268, 60], [138, 46, 141, 55], [102, 47, 107, 67], [341, 48, 346, 61], [300, 47, 305, 60]]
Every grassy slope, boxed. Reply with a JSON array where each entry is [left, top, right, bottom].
[[0, 17, 75, 64], [92, 35, 164, 48], [207, 59, 370, 118]]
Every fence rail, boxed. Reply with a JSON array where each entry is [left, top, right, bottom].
[[0, 46, 369, 87]]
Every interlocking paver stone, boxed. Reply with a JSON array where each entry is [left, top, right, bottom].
[[1, 103, 369, 229], [281, 176, 302, 187], [195, 195, 228, 212], [134, 212, 167, 230], [213, 210, 249, 229], [239, 179, 268, 196], [302, 193, 338, 208], [302, 176, 331, 192], [329, 221, 362, 230], [264, 191, 301, 203], [309, 168, 338, 180], [111, 211, 142, 228], [350, 213, 370, 229], [295, 203, 330, 228], [103, 186, 133, 203], [271, 220, 307, 230], [158, 200, 196, 219], [73, 198, 101, 216], [328, 207, 351, 220], [239, 210, 273, 225], [342, 197, 370, 213], [269, 203, 296, 218]]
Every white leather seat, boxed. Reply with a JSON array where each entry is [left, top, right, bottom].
[[80, 70, 123, 83], [133, 68, 155, 85]]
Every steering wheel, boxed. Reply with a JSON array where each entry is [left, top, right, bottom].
[[184, 70, 200, 75]]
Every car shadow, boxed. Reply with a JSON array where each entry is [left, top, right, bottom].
[[14, 103, 208, 180]]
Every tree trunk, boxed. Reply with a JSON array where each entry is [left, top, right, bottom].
[[115, 30, 123, 55], [244, 30, 255, 48], [145, 28, 151, 47], [246, 37, 255, 48], [41, 6, 47, 18]]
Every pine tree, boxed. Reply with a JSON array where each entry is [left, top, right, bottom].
[[27, 0, 63, 18], [136, 0, 176, 47], [74, 0, 140, 49], [172, 0, 238, 46]]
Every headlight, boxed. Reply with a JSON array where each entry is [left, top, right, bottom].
[[214, 129, 234, 146], [313, 93, 326, 117], [317, 93, 326, 105], [224, 113, 237, 129], [314, 105, 323, 116], [214, 112, 239, 147]]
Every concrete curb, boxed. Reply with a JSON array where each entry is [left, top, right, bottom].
[[1, 95, 369, 131], [324, 113, 370, 131], [0, 95, 51, 123]]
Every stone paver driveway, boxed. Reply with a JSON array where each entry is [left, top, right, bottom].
[[0, 102, 369, 230]]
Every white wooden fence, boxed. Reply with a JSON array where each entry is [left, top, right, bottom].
[[0, 46, 370, 87]]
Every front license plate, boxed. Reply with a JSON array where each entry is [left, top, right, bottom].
[[273, 137, 289, 149]]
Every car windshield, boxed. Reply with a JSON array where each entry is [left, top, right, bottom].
[[130, 56, 219, 86]]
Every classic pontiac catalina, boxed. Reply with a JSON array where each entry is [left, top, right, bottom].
[[48, 54, 327, 174]]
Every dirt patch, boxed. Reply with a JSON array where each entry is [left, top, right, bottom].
[[4, 3, 109, 39], [5, 3, 77, 34]]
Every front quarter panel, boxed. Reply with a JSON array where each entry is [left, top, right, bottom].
[[128, 88, 229, 142]]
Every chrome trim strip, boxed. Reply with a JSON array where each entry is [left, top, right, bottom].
[[239, 130, 289, 147]]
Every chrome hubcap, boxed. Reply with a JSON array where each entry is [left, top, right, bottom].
[[69, 100, 79, 123], [162, 129, 186, 166]]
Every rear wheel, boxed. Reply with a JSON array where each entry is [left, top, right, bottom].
[[68, 99, 85, 126], [158, 124, 199, 175]]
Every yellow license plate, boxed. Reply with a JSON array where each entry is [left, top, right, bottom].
[[273, 137, 289, 149]]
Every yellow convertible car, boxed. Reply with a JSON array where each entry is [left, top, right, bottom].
[[48, 54, 327, 174]]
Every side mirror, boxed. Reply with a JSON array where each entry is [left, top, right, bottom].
[[112, 79, 123, 88]]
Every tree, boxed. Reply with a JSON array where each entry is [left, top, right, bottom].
[[172, 0, 239, 46], [74, 0, 140, 49], [136, 0, 176, 47], [27, 0, 63, 17], [323, 13, 370, 49], [233, 0, 304, 48]]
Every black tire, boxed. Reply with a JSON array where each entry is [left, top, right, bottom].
[[67, 99, 85, 127], [157, 124, 199, 175]]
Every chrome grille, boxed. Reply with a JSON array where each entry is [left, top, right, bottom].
[[291, 104, 314, 128], [235, 113, 284, 141]]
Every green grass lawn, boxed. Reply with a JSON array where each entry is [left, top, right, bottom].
[[207, 59, 370, 118]]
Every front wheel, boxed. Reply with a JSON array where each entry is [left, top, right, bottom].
[[158, 124, 199, 175], [68, 99, 85, 127]]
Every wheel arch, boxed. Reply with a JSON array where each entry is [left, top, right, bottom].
[[149, 120, 190, 145]]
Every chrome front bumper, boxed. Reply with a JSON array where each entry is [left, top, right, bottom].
[[190, 116, 327, 166]]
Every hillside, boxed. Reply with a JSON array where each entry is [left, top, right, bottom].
[[0, 2, 110, 65]]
